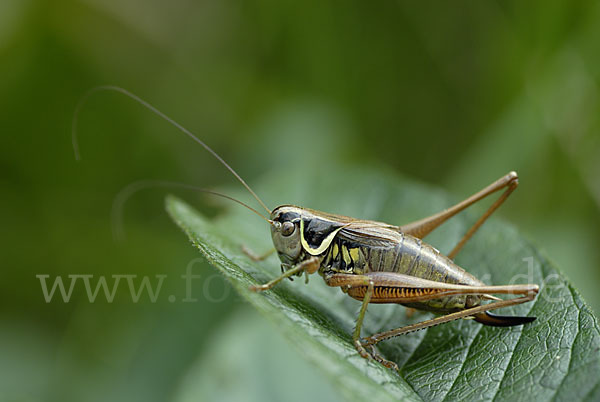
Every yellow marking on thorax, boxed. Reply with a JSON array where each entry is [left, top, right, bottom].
[[299, 219, 345, 256], [342, 246, 352, 265], [324, 249, 332, 265]]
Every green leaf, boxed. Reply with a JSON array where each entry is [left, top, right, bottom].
[[167, 164, 600, 402]]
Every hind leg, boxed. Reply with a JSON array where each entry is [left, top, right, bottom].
[[399, 172, 519, 259]]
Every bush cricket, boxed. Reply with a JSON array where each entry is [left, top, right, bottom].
[[74, 87, 539, 371]]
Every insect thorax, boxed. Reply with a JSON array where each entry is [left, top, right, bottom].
[[319, 236, 367, 276]]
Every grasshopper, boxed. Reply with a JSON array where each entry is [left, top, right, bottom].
[[73, 87, 539, 371], [248, 172, 538, 370]]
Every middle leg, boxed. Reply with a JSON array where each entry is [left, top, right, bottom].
[[351, 279, 399, 370]]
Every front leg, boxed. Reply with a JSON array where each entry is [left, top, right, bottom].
[[242, 245, 275, 262], [249, 257, 320, 292]]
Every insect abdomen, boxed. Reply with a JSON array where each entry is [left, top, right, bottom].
[[365, 233, 480, 285], [328, 233, 484, 312]]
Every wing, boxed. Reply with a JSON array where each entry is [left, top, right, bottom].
[[300, 206, 402, 231], [340, 221, 403, 243]]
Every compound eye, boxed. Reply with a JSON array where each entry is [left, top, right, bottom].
[[281, 221, 295, 237]]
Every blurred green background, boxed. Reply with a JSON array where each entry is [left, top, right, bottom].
[[2, 1, 600, 401]]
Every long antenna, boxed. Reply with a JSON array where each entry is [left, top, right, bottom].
[[72, 85, 272, 215], [111, 180, 273, 241]]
